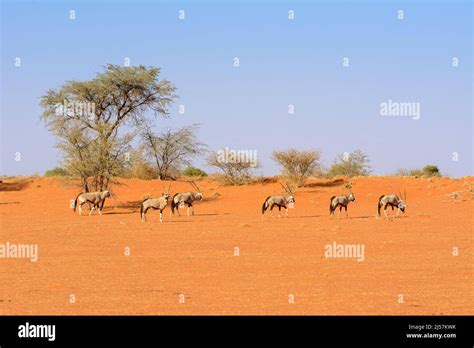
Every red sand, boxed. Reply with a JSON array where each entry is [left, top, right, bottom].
[[0, 176, 472, 315]]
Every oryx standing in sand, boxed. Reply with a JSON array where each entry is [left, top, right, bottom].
[[330, 182, 356, 218], [261, 182, 295, 218], [72, 190, 111, 216], [140, 184, 171, 222], [170, 181, 203, 216], [376, 190, 407, 219]]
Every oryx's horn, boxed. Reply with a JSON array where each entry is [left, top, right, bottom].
[[190, 180, 201, 192]]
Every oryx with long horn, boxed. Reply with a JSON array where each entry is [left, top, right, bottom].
[[170, 181, 203, 216], [140, 184, 171, 222], [72, 190, 111, 216], [261, 181, 295, 218], [376, 189, 407, 219], [329, 181, 356, 218]]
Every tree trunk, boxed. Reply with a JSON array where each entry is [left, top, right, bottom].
[[81, 176, 89, 192], [99, 175, 104, 191], [92, 176, 98, 191]]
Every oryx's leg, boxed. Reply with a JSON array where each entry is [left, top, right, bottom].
[[98, 203, 103, 215], [89, 204, 95, 216], [278, 206, 281, 218], [191, 203, 195, 216], [396, 207, 401, 217], [159, 209, 163, 223], [345, 206, 348, 218], [186, 204, 190, 216], [270, 204, 275, 218], [384, 205, 389, 219], [286, 206, 289, 217], [338, 205, 342, 219], [79, 201, 84, 216], [141, 207, 148, 222]]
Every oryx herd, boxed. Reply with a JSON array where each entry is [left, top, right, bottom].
[[70, 180, 408, 221]]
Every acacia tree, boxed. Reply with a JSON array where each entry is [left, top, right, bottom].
[[327, 149, 371, 177], [55, 122, 95, 191], [141, 124, 207, 180], [272, 148, 323, 187], [207, 152, 260, 185], [40, 64, 176, 191]]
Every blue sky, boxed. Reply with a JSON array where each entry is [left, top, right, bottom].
[[1, 0, 472, 177]]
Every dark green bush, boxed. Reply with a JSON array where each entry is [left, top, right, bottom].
[[182, 166, 207, 177], [422, 165, 440, 177]]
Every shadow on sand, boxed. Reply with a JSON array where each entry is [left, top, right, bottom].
[[0, 179, 31, 192], [303, 179, 345, 188]]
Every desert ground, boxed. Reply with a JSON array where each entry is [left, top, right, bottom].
[[0, 176, 472, 315]]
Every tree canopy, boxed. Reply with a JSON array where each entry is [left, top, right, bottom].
[[40, 64, 177, 191]]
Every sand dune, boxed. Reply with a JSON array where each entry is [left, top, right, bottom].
[[0, 176, 472, 315]]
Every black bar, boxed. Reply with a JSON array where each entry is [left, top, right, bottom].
[[0, 316, 472, 346]]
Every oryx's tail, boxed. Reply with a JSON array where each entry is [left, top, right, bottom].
[[262, 196, 271, 215], [73, 192, 82, 212], [376, 195, 385, 217], [329, 196, 336, 216], [170, 193, 179, 215]]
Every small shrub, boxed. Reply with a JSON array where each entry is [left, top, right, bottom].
[[326, 149, 370, 178], [207, 152, 260, 185], [394, 165, 440, 178], [423, 165, 441, 177], [409, 169, 424, 177], [44, 167, 68, 177], [182, 166, 207, 177], [272, 148, 323, 187]]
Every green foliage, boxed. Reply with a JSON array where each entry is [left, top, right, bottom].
[[44, 167, 68, 177], [422, 165, 440, 177], [326, 149, 371, 178], [40, 64, 177, 191], [409, 169, 424, 177], [182, 166, 207, 177], [394, 165, 441, 177], [120, 149, 159, 180], [271, 148, 323, 187], [141, 124, 206, 180]]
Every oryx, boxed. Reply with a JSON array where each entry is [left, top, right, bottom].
[[330, 181, 356, 218], [170, 181, 203, 216], [140, 184, 171, 222], [72, 190, 111, 216], [261, 182, 295, 218], [376, 190, 407, 219]]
